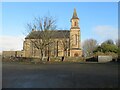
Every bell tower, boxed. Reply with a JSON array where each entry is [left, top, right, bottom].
[[70, 8, 82, 57], [71, 8, 79, 28]]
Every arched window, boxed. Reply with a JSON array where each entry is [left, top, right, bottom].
[[75, 34, 77, 45], [74, 22, 77, 26]]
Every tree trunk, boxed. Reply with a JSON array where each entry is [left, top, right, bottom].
[[40, 50, 43, 61], [42, 51, 45, 61], [63, 50, 66, 61], [57, 41, 58, 57], [64, 50, 66, 57], [47, 44, 50, 61]]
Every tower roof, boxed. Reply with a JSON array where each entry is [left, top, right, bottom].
[[72, 8, 79, 19]]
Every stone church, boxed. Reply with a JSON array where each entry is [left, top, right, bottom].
[[23, 8, 82, 58]]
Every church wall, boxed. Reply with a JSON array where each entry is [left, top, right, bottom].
[[23, 39, 33, 57], [70, 29, 80, 49], [23, 38, 70, 58], [70, 50, 82, 57]]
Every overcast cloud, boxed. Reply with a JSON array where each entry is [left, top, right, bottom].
[[0, 35, 25, 52], [92, 25, 118, 43]]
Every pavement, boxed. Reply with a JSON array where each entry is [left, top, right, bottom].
[[2, 62, 119, 88]]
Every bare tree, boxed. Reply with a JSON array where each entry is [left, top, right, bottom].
[[59, 31, 70, 57], [115, 39, 120, 47], [82, 39, 98, 57], [26, 16, 57, 61]]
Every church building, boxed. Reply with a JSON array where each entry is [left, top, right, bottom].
[[23, 8, 82, 58]]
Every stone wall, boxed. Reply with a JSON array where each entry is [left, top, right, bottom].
[[70, 49, 82, 57], [98, 55, 112, 62], [2, 51, 23, 57]]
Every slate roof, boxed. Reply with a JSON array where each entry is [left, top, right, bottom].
[[25, 30, 70, 39], [72, 8, 79, 19]]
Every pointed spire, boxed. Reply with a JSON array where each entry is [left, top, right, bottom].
[[72, 8, 79, 19]]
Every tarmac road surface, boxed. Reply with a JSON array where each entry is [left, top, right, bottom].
[[2, 62, 119, 88]]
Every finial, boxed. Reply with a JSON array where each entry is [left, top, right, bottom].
[[74, 8, 76, 12], [32, 28, 35, 32]]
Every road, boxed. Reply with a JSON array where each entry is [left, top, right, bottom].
[[2, 62, 119, 88]]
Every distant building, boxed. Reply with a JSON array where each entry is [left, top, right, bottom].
[[23, 8, 82, 58], [2, 51, 23, 57]]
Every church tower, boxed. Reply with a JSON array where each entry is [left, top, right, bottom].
[[70, 8, 82, 57]]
